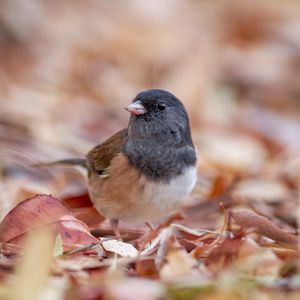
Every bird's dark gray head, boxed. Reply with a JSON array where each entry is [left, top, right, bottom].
[[124, 89, 196, 181], [126, 89, 193, 147]]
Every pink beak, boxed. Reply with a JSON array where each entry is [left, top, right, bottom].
[[125, 101, 147, 115]]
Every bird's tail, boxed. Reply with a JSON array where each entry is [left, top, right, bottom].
[[33, 158, 87, 169]]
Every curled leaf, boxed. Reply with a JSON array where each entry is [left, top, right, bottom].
[[232, 210, 297, 249], [0, 194, 98, 252]]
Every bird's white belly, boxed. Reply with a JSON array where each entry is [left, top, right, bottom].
[[127, 166, 197, 222]]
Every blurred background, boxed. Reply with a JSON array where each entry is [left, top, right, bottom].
[[1, 0, 300, 228]]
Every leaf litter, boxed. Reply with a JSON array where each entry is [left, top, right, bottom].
[[1, 1, 300, 299]]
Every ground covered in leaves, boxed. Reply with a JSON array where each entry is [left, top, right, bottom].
[[1, 1, 300, 299]]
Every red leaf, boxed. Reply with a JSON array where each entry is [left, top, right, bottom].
[[72, 207, 105, 228], [61, 192, 94, 209], [0, 194, 98, 252]]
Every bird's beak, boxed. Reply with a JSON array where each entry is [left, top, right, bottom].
[[125, 100, 147, 115]]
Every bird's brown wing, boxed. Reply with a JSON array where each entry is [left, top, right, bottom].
[[86, 128, 128, 176]]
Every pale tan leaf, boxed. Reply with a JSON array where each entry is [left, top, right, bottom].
[[10, 227, 54, 300], [102, 239, 138, 258]]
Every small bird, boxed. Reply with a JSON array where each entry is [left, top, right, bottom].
[[51, 89, 197, 237]]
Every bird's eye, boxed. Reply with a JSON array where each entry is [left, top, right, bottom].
[[156, 103, 166, 111]]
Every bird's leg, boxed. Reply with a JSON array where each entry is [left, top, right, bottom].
[[110, 219, 121, 240], [145, 222, 155, 231]]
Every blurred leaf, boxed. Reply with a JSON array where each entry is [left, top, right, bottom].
[[10, 226, 54, 300], [53, 234, 63, 257], [0, 194, 98, 252], [232, 210, 297, 249], [160, 249, 196, 280]]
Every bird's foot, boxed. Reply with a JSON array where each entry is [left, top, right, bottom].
[[110, 219, 122, 241]]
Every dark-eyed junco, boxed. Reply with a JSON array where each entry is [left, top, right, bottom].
[[51, 89, 197, 236]]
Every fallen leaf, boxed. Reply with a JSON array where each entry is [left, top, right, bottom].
[[135, 258, 159, 279], [53, 234, 63, 257], [61, 192, 93, 209], [239, 248, 283, 277], [102, 239, 138, 258], [57, 256, 104, 272], [232, 210, 297, 249], [106, 278, 165, 300], [233, 178, 290, 203], [160, 249, 197, 280], [10, 227, 54, 300], [195, 130, 267, 173], [205, 234, 246, 273], [0, 194, 98, 252], [72, 206, 105, 228]]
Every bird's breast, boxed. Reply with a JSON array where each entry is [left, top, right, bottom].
[[143, 166, 197, 207], [137, 166, 197, 221], [88, 154, 197, 223]]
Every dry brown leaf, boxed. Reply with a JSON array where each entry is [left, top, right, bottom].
[[1, 1, 300, 298], [204, 234, 245, 273], [232, 210, 297, 249], [195, 130, 267, 173]]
